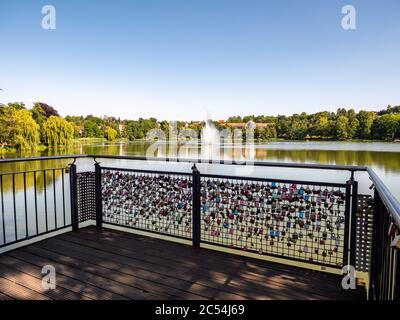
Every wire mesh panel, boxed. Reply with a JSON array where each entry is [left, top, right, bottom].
[[76, 172, 96, 223], [200, 176, 350, 268], [101, 168, 193, 239]]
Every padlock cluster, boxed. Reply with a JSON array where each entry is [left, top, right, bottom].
[[99, 169, 349, 267], [101, 170, 193, 238], [200, 178, 348, 266]]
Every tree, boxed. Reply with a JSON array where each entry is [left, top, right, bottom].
[[31, 103, 47, 126], [371, 114, 400, 140], [314, 114, 330, 137], [31, 103, 48, 143], [34, 102, 59, 118], [334, 115, 350, 140], [43, 116, 74, 147], [104, 127, 117, 141], [226, 116, 243, 123], [348, 118, 359, 139], [83, 120, 103, 138], [0, 104, 40, 150], [357, 111, 376, 139]]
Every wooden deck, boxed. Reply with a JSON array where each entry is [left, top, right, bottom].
[[0, 227, 366, 300]]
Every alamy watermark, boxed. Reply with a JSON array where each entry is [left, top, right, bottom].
[[341, 5, 356, 30], [41, 5, 56, 30], [42, 265, 56, 290], [341, 265, 356, 290]]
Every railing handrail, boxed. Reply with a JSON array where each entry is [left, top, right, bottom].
[[0, 154, 88, 164], [89, 155, 368, 172], [368, 167, 400, 229], [0, 154, 368, 172]]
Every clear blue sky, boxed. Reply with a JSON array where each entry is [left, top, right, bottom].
[[0, 0, 399, 120]]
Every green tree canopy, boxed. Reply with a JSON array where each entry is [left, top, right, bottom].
[[334, 115, 350, 140], [104, 127, 117, 141], [0, 104, 40, 150], [43, 116, 74, 148]]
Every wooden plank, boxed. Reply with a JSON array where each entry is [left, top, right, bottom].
[[52, 236, 326, 300], [7, 250, 166, 300], [0, 255, 123, 300], [0, 291, 13, 300], [21, 244, 207, 300], [91, 228, 364, 300], [0, 276, 50, 300], [57, 231, 354, 299], [80, 227, 343, 284], [0, 227, 366, 300], [61, 230, 359, 299], [33, 239, 246, 300]]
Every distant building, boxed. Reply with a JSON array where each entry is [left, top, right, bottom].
[[222, 122, 275, 129]]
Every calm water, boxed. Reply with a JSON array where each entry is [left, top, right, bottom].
[[1, 140, 400, 196], [1, 140, 399, 243]]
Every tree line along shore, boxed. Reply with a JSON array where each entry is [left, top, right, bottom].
[[1, 102, 400, 152]]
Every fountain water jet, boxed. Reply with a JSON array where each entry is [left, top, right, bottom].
[[201, 116, 220, 160]]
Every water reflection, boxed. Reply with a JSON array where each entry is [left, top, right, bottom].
[[0, 159, 70, 193], [1, 140, 399, 197]]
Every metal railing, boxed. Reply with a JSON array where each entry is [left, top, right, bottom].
[[0, 154, 398, 299], [0, 157, 78, 249], [368, 168, 400, 300]]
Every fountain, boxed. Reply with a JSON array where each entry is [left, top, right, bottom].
[[201, 116, 220, 160]]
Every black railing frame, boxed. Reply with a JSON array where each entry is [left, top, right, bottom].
[[192, 164, 201, 248], [95, 162, 103, 230], [1, 154, 399, 300], [69, 163, 79, 231]]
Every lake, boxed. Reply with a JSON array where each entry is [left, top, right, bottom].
[[1, 140, 399, 244], [1, 140, 400, 197]]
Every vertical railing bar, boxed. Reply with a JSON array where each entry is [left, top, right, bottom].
[[62, 168, 66, 226], [43, 170, 48, 232], [386, 243, 391, 300], [95, 163, 103, 229], [383, 213, 390, 300], [343, 180, 352, 267], [12, 173, 17, 241], [389, 247, 395, 300], [395, 250, 400, 300], [378, 198, 384, 299], [69, 164, 79, 231], [192, 164, 201, 248], [349, 180, 358, 269], [0, 175, 5, 244], [33, 171, 39, 235], [372, 191, 379, 299], [386, 234, 391, 300], [381, 204, 389, 300], [53, 169, 57, 229], [23, 172, 28, 238]]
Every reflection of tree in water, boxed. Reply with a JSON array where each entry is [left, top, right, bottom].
[[1, 142, 400, 192], [0, 159, 70, 193]]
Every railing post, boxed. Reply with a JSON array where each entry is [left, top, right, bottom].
[[344, 176, 358, 269], [350, 179, 358, 269], [369, 188, 379, 299], [395, 249, 400, 300], [192, 164, 201, 248], [69, 163, 79, 231], [95, 162, 103, 229]]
